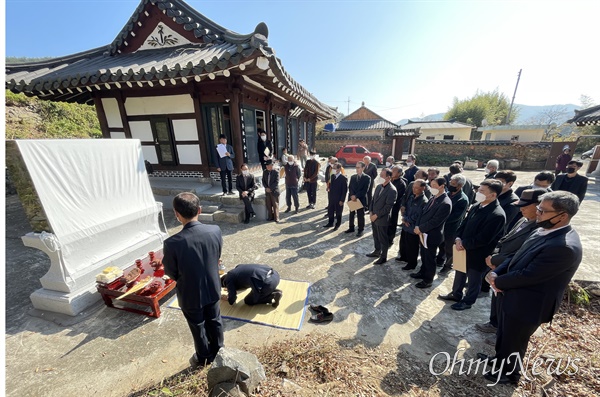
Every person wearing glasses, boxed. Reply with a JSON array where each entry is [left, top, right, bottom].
[[480, 191, 582, 385]]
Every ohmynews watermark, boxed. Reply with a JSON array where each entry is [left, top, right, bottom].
[[428, 348, 581, 386]]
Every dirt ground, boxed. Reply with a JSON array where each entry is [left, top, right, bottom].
[[4, 168, 599, 396]]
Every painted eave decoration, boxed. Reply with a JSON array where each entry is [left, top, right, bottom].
[[6, 0, 337, 120]]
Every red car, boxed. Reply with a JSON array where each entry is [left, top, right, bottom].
[[334, 145, 384, 166]]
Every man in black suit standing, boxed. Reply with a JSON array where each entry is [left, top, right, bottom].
[[303, 150, 320, 209], [221, 264, 283, 307], [363, 155, 378, 213], [439, 180, 506, 310], [551, 160, 588, 203], [236, 163, 257, 224], [412, 177, 452, 288], [475, 188, 544, 338], [439, 174, 470, 275], [257, 129, 273, 171], [324, 163, 348, 231], [345, 161, 370, 237], [388, 165, 407, 246], [482, 191, 583, 384], [367, 168, 398, 265], [397, 179, 428, 269], [404, 154, 419, 183], [162, 193, 224, 368], [262, 160, 280, 223], [215, 134, 235, 196]]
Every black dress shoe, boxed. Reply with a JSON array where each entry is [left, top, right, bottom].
[[439, 266, 453, 275], [295, 208, 299, 214], [306, 205, 312, 209], [451, 301, 472, 311], [477, 352, 495, 361], [395, 257, 408, 263], [437, 293, 461, 302], [373, 257, 387, 265], [284, 207, 291, 213], [366, 251, 380, 258], [409, 272, 424, 279], [483, 372, 519, 385], [323, 224, 333, 228], [244, 218, 250, 224], [344, 228, 355, 234], [333, 226, 339, 231], [402, 264, 416, 270], [356, 231, 364, 237], [415, 281, 432, 288]]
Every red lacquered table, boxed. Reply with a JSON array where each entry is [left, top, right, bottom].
[[96, 250, 176, 318]]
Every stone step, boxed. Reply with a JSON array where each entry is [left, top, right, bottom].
[[199, 207, 245, 224]]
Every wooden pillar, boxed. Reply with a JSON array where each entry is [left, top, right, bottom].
[[92, 94, 111, 139], [229, 87, 244, 174], [116, 91, 132, 139]]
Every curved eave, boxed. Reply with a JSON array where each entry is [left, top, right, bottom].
[[109, 0, 269, 55]]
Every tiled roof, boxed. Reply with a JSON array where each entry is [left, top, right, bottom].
[[5, 0, 337, 120], [477, 124, 549, 131], [336, 119, 399, 131], [566, 105, 600, 126], [401, 119, 474, 129]]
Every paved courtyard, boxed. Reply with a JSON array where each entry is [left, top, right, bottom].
[[5, 167, 599, 396]]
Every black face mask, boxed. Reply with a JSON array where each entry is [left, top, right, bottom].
[[447, 185, 458, 193], [536, 212, 564, 229], [566, 167, 576, 174]]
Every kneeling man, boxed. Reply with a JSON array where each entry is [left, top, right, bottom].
[[221, 264, 283, 308]]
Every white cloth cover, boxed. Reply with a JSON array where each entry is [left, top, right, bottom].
[[17, 139, 164, 278]]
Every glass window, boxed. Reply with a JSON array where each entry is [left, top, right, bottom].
[[150, 118, 176, 165], [343, 147, 353, 153], [356, 147, 366, 154], [443, 135, 454, 140], [290, 118, 298, 154], [275, 115, 286, 157], [203, 104, 231, 167]]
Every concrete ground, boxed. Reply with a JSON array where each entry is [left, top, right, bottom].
[[5, 167, 599, 396]]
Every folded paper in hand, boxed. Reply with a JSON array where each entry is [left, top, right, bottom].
[[419, 232, 428, 249], [453, 245, 467, 273], [347, 200, 363, 212]]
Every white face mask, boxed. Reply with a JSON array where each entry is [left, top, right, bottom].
[[406, 162, 413, 167], [386, 162, 391, 167], [242, 170, 249, 176], [485, 168, 491, 174], [429, 187, 439, 196], [475, 191, 487, 203], [260, 135, 267, 141]]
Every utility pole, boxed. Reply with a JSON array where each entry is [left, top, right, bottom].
[[347, 97, 350, 116], [506, 69, 522, 125]]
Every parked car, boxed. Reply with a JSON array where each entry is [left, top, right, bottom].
[[581, 148, 595, 160], [334, 145, 384, 166]]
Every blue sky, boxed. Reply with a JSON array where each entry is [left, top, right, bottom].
[[4, 0, 600, 122]]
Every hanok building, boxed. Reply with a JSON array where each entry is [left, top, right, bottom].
[[400, 119, 475, 141], [6, 0, 337, 179], [334, 103, 420, 160]]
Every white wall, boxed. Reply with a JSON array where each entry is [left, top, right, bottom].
[[129, 121, 153, 141], [109, 131, 126, 139], [172, 119, 199, 141], [101, 98, 123, 128], [176, 145, 202, 164], [125, 95, 194, 115]]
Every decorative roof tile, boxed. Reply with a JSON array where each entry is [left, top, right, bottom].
[[337, 119, 399, 131], [401, 119, 474, 129], [566, 105, 600, 126]]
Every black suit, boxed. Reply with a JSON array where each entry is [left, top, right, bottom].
[[364, 163, 378, 210], [486, 217, 540, 327], [162, 221, 224, 362], [497, 189, 519, 234], [440, 191, 469, 269], [492, 226, 582, 378], [551, 173, 588, 203], [223, 264, 281, 306], [215, 143, 235, 193], [370, 182, 397, 260], [303, 158, 320, 205], [451, 200, 505, 305], [257, 139, 273, 171], [262, 169, 280, 221], [236, 173, 258, 221], [415, 193, 452, 283], [347, 173, 371, 232], [327, 173, 348, 227], [388, 177, 407, 245]]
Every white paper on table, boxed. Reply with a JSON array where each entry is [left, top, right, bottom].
[[216, 144, 228, 158]]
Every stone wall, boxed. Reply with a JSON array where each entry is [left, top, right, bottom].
[[415, 140, 552, 170], [315, 135, 553, 170]]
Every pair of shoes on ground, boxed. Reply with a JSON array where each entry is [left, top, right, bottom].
[[189, 353, 214, 369], [437, 293, 471, 310], [439, 266, 453, 275], [344, 228, 364, 238], [271, 289, 283, 309], [309, 304, 334, 323]]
